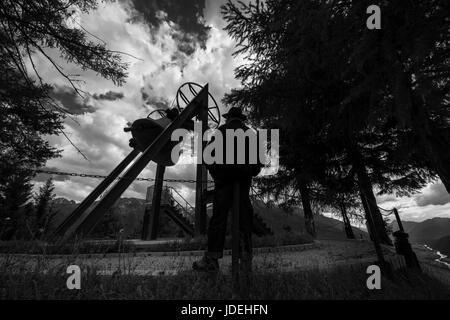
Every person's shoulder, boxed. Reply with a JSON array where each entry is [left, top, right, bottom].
[[221, 119, 250, 130], [218, 123, 227, 130], [217, 123, 228, 134]]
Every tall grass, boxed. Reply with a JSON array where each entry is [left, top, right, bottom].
[[1, 262, 449, 299]]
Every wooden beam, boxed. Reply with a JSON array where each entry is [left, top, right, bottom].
[[65, 84, 209, 240], [195, 87, 208, 236], [393, 208, 404, 232], [142, 164, 165, 240], [55, 149, 139, 240]]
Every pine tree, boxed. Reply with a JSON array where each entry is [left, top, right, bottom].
[[342, 0, 450, 192], [0, 0, 128, 216], [91, 207, 121, 239], [33, 178, 57, 238], [221, 0, 440, 244], [0, 172, 34, 240]]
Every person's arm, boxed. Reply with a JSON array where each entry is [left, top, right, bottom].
[[250, 128, 263, 176], [204, 126, 225, 178]]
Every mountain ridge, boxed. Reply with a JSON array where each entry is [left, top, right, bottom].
[[50, 196, 367, 240]]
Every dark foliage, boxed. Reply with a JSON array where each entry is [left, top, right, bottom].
[[221, 0, 448, 242], [0, 0, 128, 238]]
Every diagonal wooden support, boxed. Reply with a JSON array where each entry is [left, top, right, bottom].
[[393, 208, 404, 232], [53, 149, 140, 239], [195, 99, 208, 236], [141, 164, 165, 240], [62, 84, 209, 240]]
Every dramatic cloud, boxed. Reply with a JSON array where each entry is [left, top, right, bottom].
[[141, 88, 170, 110], [51, 85, 96, 115], [92, 91, 124, 101], [31, 0, 243, 204], [126, 0, 210, 53], [375, 180, 450, 222], [415, 182, 450, 207]]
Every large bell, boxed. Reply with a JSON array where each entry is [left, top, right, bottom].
[[126, 117, 178, 166]]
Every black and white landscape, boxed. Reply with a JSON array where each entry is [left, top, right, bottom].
[[1, 0, 450, 302]]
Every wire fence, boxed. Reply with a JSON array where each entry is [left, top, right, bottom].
[[35, 169, 400, 223], [35, 169, 213, 184]]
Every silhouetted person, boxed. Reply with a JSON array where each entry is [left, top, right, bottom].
[[193, 107, 263, 272]]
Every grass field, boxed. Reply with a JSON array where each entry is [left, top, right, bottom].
[[1, 263, 449, 299], [2, 239, 450, 300], [0, 233, 312, 255]]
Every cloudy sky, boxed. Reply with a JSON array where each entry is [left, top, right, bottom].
[[32, 0, 450, 223]]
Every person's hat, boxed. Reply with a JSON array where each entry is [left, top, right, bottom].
[[222, 107, 247, 120]]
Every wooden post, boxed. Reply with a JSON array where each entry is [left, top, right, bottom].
[[392, 208, 421, 270], [195, 87, 208, 236], [232, 181, 240, 298], [393, 208, 404, 232], [142, 164, 165, 240]]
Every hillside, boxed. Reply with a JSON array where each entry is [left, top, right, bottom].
[[51, 197, 367, 241], [51, 197, 181, 238], [432, 235, 450, 256], [390, 220, 420, 233], [251, 200, 368, 240], [390, 217, 450, 245]]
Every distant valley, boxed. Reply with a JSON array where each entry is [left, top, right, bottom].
[[391, 217, 450, 255]]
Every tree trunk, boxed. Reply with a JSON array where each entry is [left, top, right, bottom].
[[298, 180, 316, 238], [349, 146, 392, 245], [340, 203, 355, 239]]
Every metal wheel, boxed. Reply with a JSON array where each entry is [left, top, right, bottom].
[[176, 82, 221, 129], [147, 109, 166, 119]]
